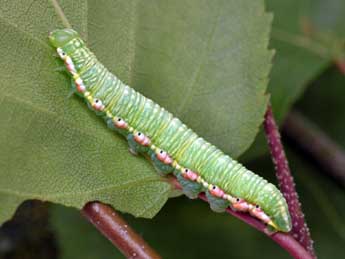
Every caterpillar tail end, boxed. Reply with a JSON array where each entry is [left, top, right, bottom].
[[266, 221, 280, 234]]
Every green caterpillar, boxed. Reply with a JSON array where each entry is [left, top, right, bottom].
[[49, 28, 291, 232]]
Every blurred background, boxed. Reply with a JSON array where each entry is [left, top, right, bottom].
[[1, 0, 345, 258]]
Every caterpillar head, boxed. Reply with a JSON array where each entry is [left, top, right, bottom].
[[49, 28, 79, 49]]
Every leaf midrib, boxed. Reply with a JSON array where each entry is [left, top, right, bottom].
[[0, 176, 163, 200]]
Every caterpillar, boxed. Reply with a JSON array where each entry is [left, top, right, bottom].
[[49, 28, 291, 232]]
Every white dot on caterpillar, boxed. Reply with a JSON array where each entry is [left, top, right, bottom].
[[86, 95, 93, 102], [75, 77, 83, 85], [223, 194, 235, 203], [201, 180, 209, 188], [196, 176, 202, 183], [57, 48, 66, 59], [175, 163, 181, 170]]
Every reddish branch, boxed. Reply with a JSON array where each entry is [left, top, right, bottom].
[[169, 177, 313, 259], [82, 202, 161, 259], [264, 105, 316, 258], [80, 105, 317, 259], [283, 111, 345, 186]]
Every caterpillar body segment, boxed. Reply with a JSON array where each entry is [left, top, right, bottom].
[[49, 29, 291, 232]]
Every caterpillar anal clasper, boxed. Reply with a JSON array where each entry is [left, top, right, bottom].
[[49, 29, 292, 232]]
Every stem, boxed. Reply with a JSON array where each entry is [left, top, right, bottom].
[[168, 177, 313, 259], [283, 110, 345, 186], [264, 105, 316, 258], [81, 202, 161, 259], [50, 0, 72, 28]]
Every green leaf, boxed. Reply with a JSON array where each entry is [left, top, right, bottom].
[[0, 0, 272, 223], [243, 0, 345, 161], [267, 0, 345, 121], [297, 67, 345, 147], [0, 95, 171, 222], [86, 0, 273, 157]]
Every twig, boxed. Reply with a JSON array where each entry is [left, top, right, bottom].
[[168, 177, 314, 259], [80, 104, 317, 259], [264, 105, 316, 258], [283, 110, 345, 186], [81, 202, 161, 259], [50, 0, 72, 28]]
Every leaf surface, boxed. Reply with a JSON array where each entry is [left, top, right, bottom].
[[244, 0, 345, 160], [0, 0, 272, 223], [267, 0, 345, 120]]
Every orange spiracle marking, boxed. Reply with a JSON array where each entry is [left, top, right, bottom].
[[114, 117, 128, 129], [156, 150, 173, 165], [232, 198, 250, 212], [182, 168, 198, 181], [134, 132, 151, 146], [209, 185, 225, 198]]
